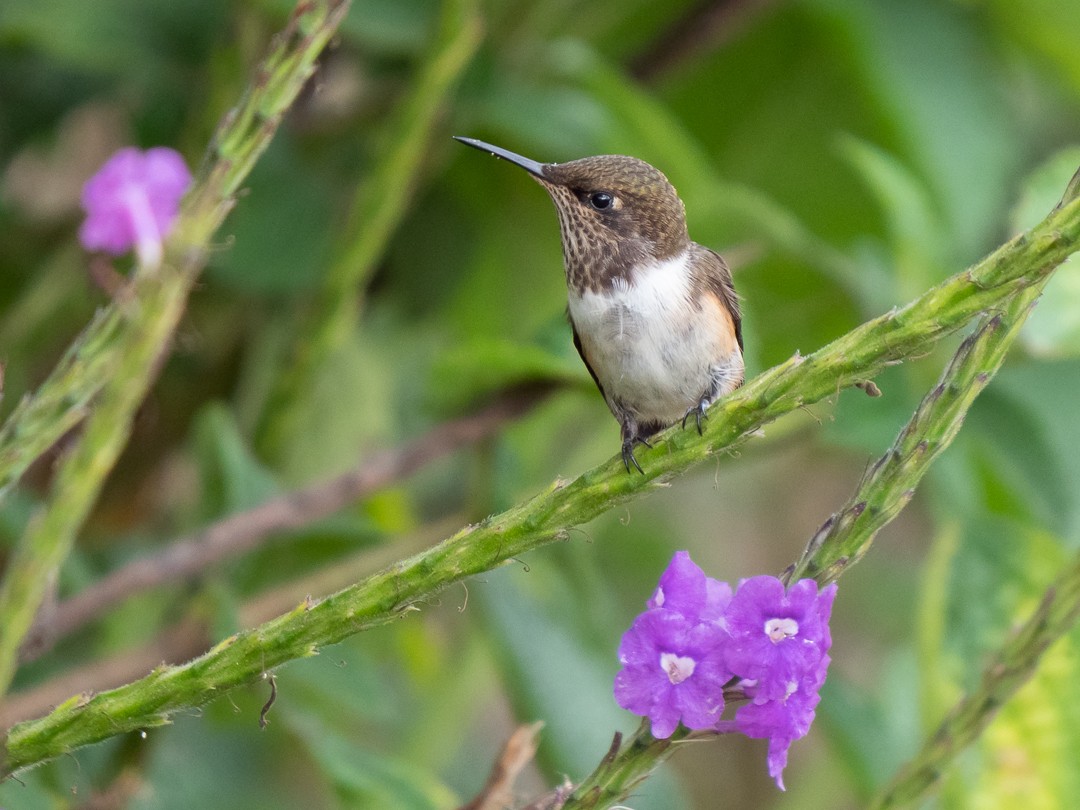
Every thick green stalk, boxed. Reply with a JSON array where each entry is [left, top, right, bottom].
[[869, 549, 1080, 809], [3, 195, 1077, 776], [256, 0, 482, 460], [0, 0, 351, 700]]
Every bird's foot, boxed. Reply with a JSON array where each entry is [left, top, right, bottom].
[[681, 400, 709, 435], [621, 436, 652, 474]]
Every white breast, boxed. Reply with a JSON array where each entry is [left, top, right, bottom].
[[568, 250, 742, 425]]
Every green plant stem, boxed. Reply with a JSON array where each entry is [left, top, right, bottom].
[[2, 194, 1077, 776], [869, 548, 1080, 809], [0, 0, 351, 702], [558, 723, 678, 809], [0, 308, 123, 502], [0, 272, 192, 700], [256, 0, 482, 460]]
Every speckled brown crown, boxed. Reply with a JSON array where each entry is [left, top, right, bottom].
[[537, 155, 689, 293]]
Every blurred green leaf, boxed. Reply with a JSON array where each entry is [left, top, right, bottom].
[[838, 137, 947, 303], [423, 152, 574, 343], [916, 522, 964, 726], [1012, 147, 1080, 357], [0, 0, 168, 76], [964, 389, 1072, 535], [988, 359, 1080, 543], [137, 712, 306, 809], [257, 0, 437, 56], [273, 327, 395, 483], [229, 516, 380, 595], [984, 0, 1080, 100], [942, 517, 1058, 680], [279, 634, 400, 728], [341, 0, 438, 55], [479, 564, 625, 772], [823, 362, 928, 455], [0, 738, 125, 809], [660, 3, 885, 249], [0, 779, 54, 809], [817, 0, 1022, 258], [430, 336, 586, 410], [192, 402, 281, 519], [0, 489, 37, 553], [1021, 267, 1080, 358], [475, 69, 614, 158], [284, 707, 460, 810], [937, 524, 1080, 807], [478, 562, 692, 809], [205, 134, 340, 294], [820, 670, 906, 798]]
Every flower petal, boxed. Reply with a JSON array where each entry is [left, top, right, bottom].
[[78, 146, 191, 262]]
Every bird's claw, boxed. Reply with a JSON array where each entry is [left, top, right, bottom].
[[681, 402, 708, 435], [621, 438, 646, 474]]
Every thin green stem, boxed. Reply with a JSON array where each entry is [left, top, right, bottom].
[[0, 0, 351, 701], [0, 307, 123, 502], [0, 271, 193, 699], [558, 723, 679, 809], [3, 195, 1077, 776]]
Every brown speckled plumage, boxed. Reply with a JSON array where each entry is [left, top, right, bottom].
[[537, 156, 689, 294]]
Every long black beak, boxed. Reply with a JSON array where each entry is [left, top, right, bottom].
[[453, 136, 547, 179]]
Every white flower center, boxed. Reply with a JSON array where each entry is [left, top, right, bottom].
[[122, 184, 163, 269], [764, 617, 799, 644], [660, 652, 696, 684]]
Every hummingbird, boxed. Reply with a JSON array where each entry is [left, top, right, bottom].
[[455, 137, 744, 473]]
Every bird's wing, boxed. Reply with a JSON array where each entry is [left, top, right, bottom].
[[697, 246, 743, 351], [570, 316, 607, 400]]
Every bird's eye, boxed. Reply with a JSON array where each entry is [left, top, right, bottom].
[[589, 192, 614, 210]]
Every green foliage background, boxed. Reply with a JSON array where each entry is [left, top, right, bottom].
[[1, 0, 1079, 807]]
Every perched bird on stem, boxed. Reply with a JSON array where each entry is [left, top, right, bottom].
[[456, 137, 744, 472]]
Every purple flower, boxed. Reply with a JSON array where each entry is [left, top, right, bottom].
[[647, 550, 732, 622], [724, 577, 836, 701], [79, 146, 192, 267], [735, 655, 829, 790], [725, 577, 836, 789], [613, 553, 838, 790], [614, 609, 731, 738]]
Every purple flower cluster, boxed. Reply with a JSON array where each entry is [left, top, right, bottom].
[[614, 551, 836, 790], [79, 147, 191, 268]]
